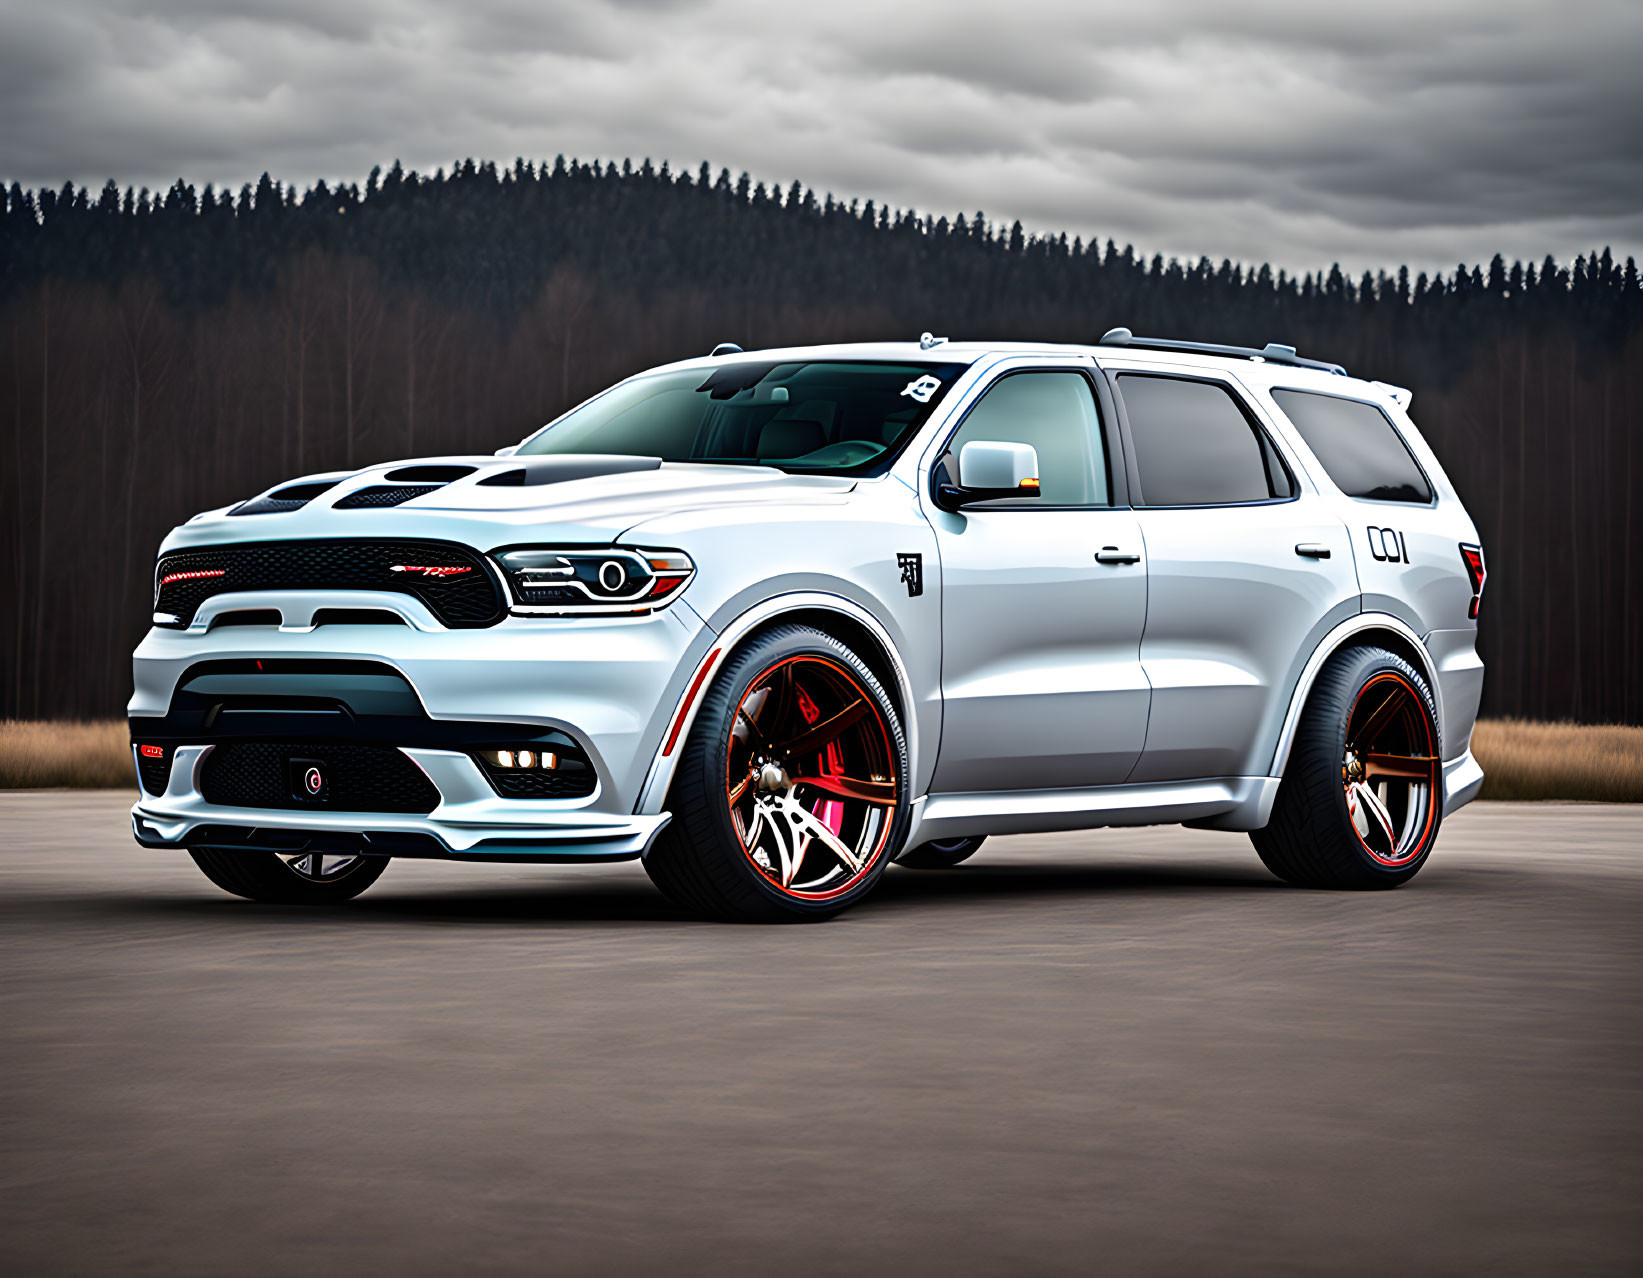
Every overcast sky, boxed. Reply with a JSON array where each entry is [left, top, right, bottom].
[[2, 0, 1639, 276]]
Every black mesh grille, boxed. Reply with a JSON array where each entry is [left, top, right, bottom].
[[200, 742, 439, 813], [334, 485, 443, 509], [136, 747, 173, 795], [475, 755, 597, 799], [154, 540, 503, 628]]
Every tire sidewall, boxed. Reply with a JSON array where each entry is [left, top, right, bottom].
[[674, 625, 912, 918], [1312, 647, 1443, 884]]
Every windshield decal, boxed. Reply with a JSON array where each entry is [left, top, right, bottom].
[[901, 375, 943, 404]]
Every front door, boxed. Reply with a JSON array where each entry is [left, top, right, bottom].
[[927, 366, 1151, 793]]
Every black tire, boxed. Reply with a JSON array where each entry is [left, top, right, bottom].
[[1252, 644, 1443, 890], [896, 835, 986, 869], [189, 848, 388, 904], [644, 624, 911, 922]]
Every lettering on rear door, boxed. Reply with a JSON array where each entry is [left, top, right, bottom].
[[1366, 526, 1408, 563]]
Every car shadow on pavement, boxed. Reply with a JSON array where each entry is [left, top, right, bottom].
[[84, 858, 1285, 929]]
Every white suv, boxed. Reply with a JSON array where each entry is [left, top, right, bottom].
[[130, 330, 1487, 920]]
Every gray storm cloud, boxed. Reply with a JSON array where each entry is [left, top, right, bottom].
[[0, 0, 1638, 275]]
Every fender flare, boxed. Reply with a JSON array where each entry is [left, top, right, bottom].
[[1269, 612, 1442, 778], [634, 591, 917, 817]]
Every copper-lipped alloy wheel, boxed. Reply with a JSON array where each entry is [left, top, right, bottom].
[[1341, 671, 1440, 866], [725, 655, 899, 901], [1250, 644, 1443, 891]]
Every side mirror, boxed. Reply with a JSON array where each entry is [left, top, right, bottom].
[[934, 440, 1041, 510], [493, 444, 519, 458]]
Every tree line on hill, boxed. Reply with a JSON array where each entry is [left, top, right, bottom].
[[1, 157, 1639, 724]]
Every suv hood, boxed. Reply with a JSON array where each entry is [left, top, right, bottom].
[[166, 455, 857, 552]]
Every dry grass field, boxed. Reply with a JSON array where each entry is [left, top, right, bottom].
[[1471, 718, 1643, 802], [0, 720, 134, 789], [3, 717, 1640, 801]]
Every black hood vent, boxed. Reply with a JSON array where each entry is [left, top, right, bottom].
[[334, 484, 444, 509], [478, 455, 662, 487], [384, 464, 477, 483], [230, 479, 341, 517]]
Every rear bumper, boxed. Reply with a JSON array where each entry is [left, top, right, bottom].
[[132, 746, 671, 860], [1442, 749, 1484, 817]]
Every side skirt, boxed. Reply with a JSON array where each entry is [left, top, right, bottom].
[[906, 776, 1281, 845]]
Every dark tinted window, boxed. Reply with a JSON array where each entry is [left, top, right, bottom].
[[1271, 389, 1434, 503], [945, 371, 1109, 505], [518, 361, 964, 476], [1118, 375, 1293, 506]]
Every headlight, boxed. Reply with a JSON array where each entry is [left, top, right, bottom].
[[493, 546, 695, 614]]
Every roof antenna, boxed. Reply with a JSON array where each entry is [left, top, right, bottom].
[[919, 332, 947, 350], [1099, 326, 1133, 345], [709, 342, 743, 357]]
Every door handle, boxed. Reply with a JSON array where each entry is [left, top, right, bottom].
[[1295, 543, 1332, 559], [1095, 547, 1141, 564]]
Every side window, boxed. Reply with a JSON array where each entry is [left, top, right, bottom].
[[1270, 389, 1434, 503], [1118, 375, 1293, 507], [944, 372, 1109, 506]]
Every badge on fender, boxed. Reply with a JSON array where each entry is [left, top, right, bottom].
[[897, 553, 923, 597]]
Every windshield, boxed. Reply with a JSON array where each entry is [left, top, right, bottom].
[[517, 360, 967, 475]]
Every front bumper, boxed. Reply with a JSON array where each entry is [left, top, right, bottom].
[[131, 745, 672, 860], [127, 594, 716, 860]]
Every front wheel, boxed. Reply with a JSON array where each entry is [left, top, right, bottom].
[[644, 625, 911, 922], [190, 848, 388, 904], [1252, 645, 1443, 889]]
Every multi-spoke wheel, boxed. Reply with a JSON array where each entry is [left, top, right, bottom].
[[1252, 645, 1443, 889], [645, 625, 911, 921], [189, 846, 388, 904]]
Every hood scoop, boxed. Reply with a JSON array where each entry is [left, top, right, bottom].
[[478, 455, 662, 487], [384, 465, 477, 483], [334, 484, 445, 509], [334, 464, 479, 509], [230, 478, 343, 517]]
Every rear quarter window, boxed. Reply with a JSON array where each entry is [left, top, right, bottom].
[[1270, 389, 1433, 504]]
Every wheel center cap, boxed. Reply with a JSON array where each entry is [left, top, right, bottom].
[[757, 762, 792, 795]]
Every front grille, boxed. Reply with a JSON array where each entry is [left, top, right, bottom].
[[154, 539, 504, 629], [474, 754, 598, 800], [334, 484, 443, 509], [136, 747, 173, 795], [200, 742, 440, 813]]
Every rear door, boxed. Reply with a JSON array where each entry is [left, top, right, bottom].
[[1107, 364, 1360, 783], [925, 361, 1151, 793]]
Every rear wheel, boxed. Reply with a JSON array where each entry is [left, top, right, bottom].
[[896, 835, 986, 868], [190, 848, 388, 904], [1252, 645, 1442, 889], [644, 625, 911, 922]]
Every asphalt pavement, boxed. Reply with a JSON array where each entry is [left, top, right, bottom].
[[2, 793, 1639, 1276]]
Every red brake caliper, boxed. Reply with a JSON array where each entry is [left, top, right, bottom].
[[794, 679, 846, 837]]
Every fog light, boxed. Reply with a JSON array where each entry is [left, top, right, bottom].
[[496, 750, 515, 768], [516, 749, 536, 769], [541, 752, 558, 770]]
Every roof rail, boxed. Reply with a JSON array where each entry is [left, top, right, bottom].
[[1098, 327, 1346, 376]]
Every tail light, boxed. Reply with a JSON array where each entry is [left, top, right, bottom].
[[1459, 543, 1486, 620]]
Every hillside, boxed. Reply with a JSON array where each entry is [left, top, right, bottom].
[[2, 158, 1639, 722]]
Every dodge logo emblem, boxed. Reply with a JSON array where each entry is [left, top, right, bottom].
[[389, 564, 471, 578]]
